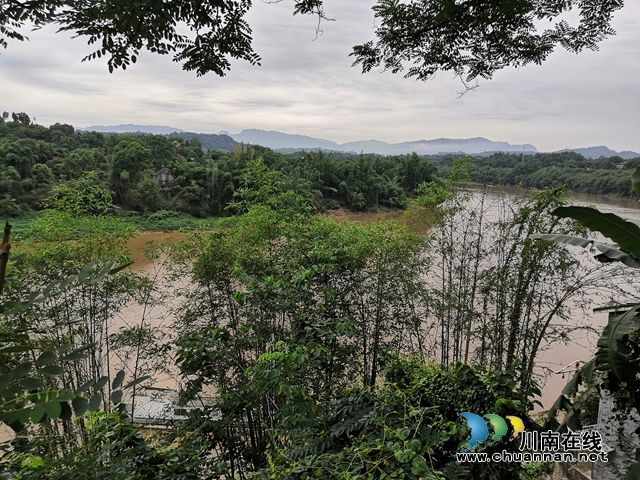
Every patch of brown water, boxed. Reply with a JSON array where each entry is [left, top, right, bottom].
[[127, 231, 187, 269]]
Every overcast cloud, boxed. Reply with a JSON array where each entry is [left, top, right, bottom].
[[1, 0, 639, 152]]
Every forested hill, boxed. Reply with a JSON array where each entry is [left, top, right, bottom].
[[435, 151, 640, 198], [0, 115, 437, 219], [171, 132, 239, 151], [79, 125, 242, 152], [3, 114, 640, 223]]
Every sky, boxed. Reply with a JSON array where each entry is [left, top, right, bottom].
[[1, 1, 639, 153]]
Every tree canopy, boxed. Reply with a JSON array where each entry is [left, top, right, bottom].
[[0, 0, 624, 80], [351, 0, 625, 82]]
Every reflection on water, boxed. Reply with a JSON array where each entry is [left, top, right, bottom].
[[124, 192, 640, 411]]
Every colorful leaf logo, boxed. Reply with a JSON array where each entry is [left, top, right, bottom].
[[460, 412, 524, 449]]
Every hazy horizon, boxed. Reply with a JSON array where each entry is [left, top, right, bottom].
[[2, 0, 639, 153]]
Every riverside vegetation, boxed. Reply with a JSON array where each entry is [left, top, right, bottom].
[[0, 157, 640, 479], [2, 151, 640, 479], [2, 113, 640, 240]]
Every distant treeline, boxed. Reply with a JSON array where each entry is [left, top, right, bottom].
[[0, 113, 437, 218], [4, 112, 637, 220], [434, 151, 640, 198]]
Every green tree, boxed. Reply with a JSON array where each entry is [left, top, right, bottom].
[[1, 0, 623, 80], [41, 171, 113, 216], [0, 258, 210, 479], [142, 134, 176, 169], [10, 112, 30, 125], [170, 202, 428, 475], [109, 140, 152, 205], [248, 357, 536, 480], [130, 177, 164, 213]]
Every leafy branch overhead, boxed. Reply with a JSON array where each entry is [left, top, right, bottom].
[[351, 0, 624, 82], [1, 0, 260, 76], [0, 0, 625, 78]]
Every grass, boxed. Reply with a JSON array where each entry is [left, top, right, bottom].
[[4, 211, 41, 240], [5, 209, 228, 242], [7, 205, 403, 241]]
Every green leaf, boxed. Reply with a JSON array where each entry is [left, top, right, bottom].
[[0, 346, 31, 354], [631, 165, 640, 199], [20, 377, 44, 390], [394, 448, 415, 463], [110, 390, 123, 404], [76, 262, 95, 283], [35, 351, 55, 367], [76, 379, 96, 394], [88, 394, 102, 412], [30, 404, 46, 423], [13, 362, 32, 378], [59, 401, 73, 421], [94, 376, 109, 391], [581, 358, 596, 383], [410, 455, 429, 476], [58, 274, 78, 291], [0, 373, 14, 389], [560, 409, 581, 434], [108, 261, 134, 275], [72, 397, 88, 416], [18, 408, 32, 424], [112, 370, 125, 390], [552, 206, 640, 261], [407, 439, 421, 452], [56, 389, 75, 402], [62, 344, 95, 361], [561, 369, 582, 396], [44, 401, 62, 420], [531, 234, 640, 268], [123, 375, 151, 390], [39, 365, 64, 376], [595, 307, 640, 382]]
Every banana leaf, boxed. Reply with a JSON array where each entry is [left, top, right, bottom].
[[531, 234, 640, 268], [595, 307, 640, 382], [552, 206, 640, 261]]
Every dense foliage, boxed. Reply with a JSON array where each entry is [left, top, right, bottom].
[[165, 163, 551, 479], [3, 115, 639, 479], [4, 113, 639, 230], [0, 115, 437, 221], [436, 151, 640, 198]]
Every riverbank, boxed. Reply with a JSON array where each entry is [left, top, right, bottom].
[[7, 206, 413, 240], [7, 210, 226, 240]]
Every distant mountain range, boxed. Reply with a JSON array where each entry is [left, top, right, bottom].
[[557, 146, 640, 160], [76, 124, 639, 158], [228, 129, 538, 156], [79, 124, 185, 134]]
